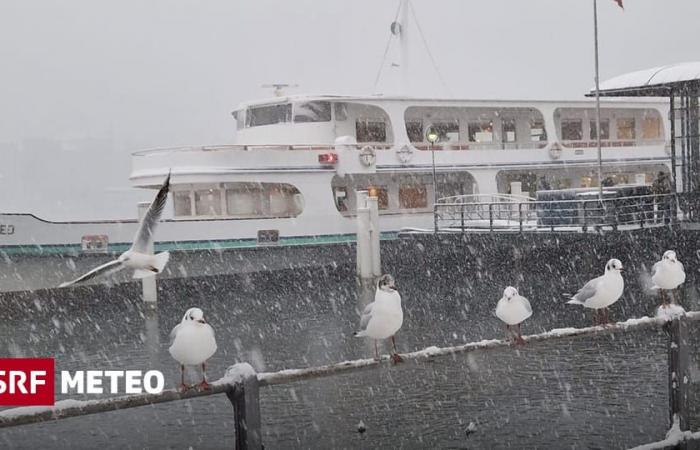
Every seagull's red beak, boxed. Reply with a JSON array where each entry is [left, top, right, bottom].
[[198, 319, 206, 324]]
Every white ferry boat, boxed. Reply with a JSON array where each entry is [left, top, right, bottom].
[[0, 94, 671, 256]]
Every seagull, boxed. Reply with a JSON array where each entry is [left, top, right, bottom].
[[59, 173, 171, 287], [495, 286, 532, 344], [566, 258, 624, 325], [354, 274, 404, 364], [651, 250, 686, 307], [169, 307, 217, 391]]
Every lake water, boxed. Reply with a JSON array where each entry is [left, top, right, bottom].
[[0, 257, 695, 449]]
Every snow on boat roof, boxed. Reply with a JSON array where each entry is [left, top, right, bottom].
[[589, 61, 700, 97], [236, 93, 664, 109]]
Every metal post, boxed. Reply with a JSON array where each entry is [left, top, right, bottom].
[[356, 191, 372, 280], [593, 0, 604, 201], [488, 203, 494, 232], [226, 375, 262, 450], [431, 142, 438, 233], [367, 196, 382, 278], [137, 202, 157, 306], [667, 317, 690, 432], [518, 202, 523, 233]]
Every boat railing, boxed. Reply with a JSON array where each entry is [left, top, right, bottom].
[[434, 192, 679, 233], [132, 142, 394, 156]]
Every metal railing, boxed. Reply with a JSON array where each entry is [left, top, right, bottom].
[[1, 313, 698, 449], [435, 192, 679, 233]]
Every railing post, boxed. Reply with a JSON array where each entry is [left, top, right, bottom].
[[460, 205, 465, 233], [667, 317, 690, 432], [226, 372, 262, 450], [518, 202, 523, 233], [489, 203, 494, 232]]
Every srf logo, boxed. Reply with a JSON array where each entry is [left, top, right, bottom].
[[0, 358, 55, 406]]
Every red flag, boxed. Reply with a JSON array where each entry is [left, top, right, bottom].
[[613, 0, 623, 9]]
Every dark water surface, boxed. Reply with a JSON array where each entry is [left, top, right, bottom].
[[0, 252, 697, 449]]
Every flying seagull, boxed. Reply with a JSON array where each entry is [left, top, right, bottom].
[[354, 274, 404, 364], [495, 286, 532, 344], [566, 258, 624, 325], [169, 307, 217, 391], [651, 250, 686, 307], [59, 173, 171, 287]]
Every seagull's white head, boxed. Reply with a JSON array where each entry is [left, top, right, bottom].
[[182, 307, 207, 324], [605, 258, 624, 273], [377, 274, 397, 292], [503, 286, 519, 300], [663, 250, 678, 263]]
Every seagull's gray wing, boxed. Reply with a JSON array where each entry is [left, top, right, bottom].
[[59, 260, 124, 287], [572, 276, 601, 304], [131, 172, 170, 253], [359, 302, 374, 331], [679, 261, 685, 273], [520, 296, 533, 314]]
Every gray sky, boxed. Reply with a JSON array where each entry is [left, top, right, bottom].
[[1, 0, 698, 219]]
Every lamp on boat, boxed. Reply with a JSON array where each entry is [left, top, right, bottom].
[[426, 127, 439, 145], [426, 125, 440, 233]]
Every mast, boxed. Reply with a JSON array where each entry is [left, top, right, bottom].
[[593, 0, 604, 200], [399, 0, 409, 95]]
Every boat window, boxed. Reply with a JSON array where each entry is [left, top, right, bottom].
[[293, 101, 331, 123], [334, 103, 348, 121], [173, 183, 304, 219], [617, 118, 636, 140], [399, 184, 428, 209], [434, 121, 460, 143], [406, 121, 423, 143], [226, 183, 303, 218], [173, 191, 193, 217], [642, 117, 661, 139], [368, 186, 389, 209], [590, 119, 610, 140], [356, 120, 387, 143], [561, 119, 583, 141], [468, 120, 492, 143], [194, 189, 222, 216], [497, 165, 670, 194], [530, 119, 547, 142], [502, 118, 517, 143], [246, 103, 292, 127]]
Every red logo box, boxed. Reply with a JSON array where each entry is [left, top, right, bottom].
[[0, 358, 55, 406]]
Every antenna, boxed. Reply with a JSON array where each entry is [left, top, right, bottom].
[[261, 83, 299, 97]]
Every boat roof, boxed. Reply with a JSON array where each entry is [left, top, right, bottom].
[[588, 61, 700, 97], [236, 93, 666, 109]]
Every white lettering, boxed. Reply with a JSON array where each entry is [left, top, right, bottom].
[[143, 370, 164, 394], [10, 371, 27, 394], [61, 370, 84, 393], [0, 371, 5, 393], [103, 370, 122, 394], [59, 370, 165, 395], [30, 371, 46, 394], [86, 371, 103, 394], [125, 371, 141, 394]]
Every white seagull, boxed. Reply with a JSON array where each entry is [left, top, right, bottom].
[[566, 258, 624, 325], [354, 274, 404, 363], [59, 173, 171, 288], [651, 250, 686, 306], [495, 286, 532, 344], [169, 307, 217, 391]]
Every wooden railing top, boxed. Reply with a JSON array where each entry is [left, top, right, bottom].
[[1, 312, 698, 429]]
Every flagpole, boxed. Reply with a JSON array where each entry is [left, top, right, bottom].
[[593, 0, 604, 200]]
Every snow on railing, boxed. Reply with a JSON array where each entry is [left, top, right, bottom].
[[1, 313, 698, 449]]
